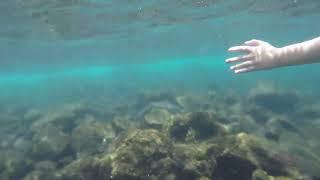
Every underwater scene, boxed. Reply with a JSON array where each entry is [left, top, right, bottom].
[[1, 0, 320, 179]]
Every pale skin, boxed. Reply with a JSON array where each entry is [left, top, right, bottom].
[[226, 37, 320, 74]]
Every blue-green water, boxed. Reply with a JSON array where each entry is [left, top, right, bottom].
[[1, 0, 320, 179]]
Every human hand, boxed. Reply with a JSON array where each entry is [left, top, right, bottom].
[[226, 39, 283, 74]]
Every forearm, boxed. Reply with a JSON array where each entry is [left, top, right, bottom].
[[277, 37, 320, 66]]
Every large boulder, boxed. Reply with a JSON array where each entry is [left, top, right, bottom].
[[210, 133, 305, 179], [109, 129, 176, 179]]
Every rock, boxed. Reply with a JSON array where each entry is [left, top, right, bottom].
[[111, 115, 137, 134], [206, 133, 304, 179], [31, 103, 95, 133], [252, 169, 274, 180], [248, 83, 300, 114], [212, 153, 257, 180], [110, 129, 175, 179], [0, 113, 27, 145], [56, 156, 110, 180], [1, 150, 33, 180], [0, 152, 5, 173], [235, 133, 304, 177], [187, 112, 226, 140], [56, 156, 74, 168], [166, 112, 226, 142], [224, 117, 258, 134], [287, 145, 320, 178], [294, 102, 320, 121], [13, 137, 32, 153], [0, 134, 17, 149], [23, 109, 42, 122], [166, 114, 190, 142], [31, 124, 70, 160], [134, 92, 182, 123], [176, 95, 201, 112], [71, 119, 115, 158], [246, 105, 273, 124], [137, 91, 178, 106], [267, 118, 305, 138], [172, 143, 216, 179], [135, 91, 181, 115], [34, 161, 56, 172], [264, 130, 280, 142], [23, 170, 57, 180], [143, 107, 172, 129]]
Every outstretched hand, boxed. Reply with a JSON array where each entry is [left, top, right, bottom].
[[226, 39, 282, 74]]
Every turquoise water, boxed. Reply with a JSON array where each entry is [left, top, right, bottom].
[[1, 0, 320, 179]]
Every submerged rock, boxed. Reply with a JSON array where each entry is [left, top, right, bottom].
[[23, 170, 57, 180], [0, 152, 5, 173], [135, 98, 182, 123], [13, 137, 32, 153], [111, 115, 138, 134], [137, 91, 179, 107], [135, 91, 182, 113], [172, 143, 217, 179], [34, 161, 56, 172], [0, 150, 33, 180], [23, 161, 57, 180], [110, 129, 176, 179], [187, 112, 226, 140], [248, 83, 300, 114], [232, 133, 303, 177], [31, 124, 70, 160], [71, 119, 115, 158], [143, 107, 172, 129], [31, 103, 97, 133], [267, 117, 306, 139], [252, 169, 274, 180], [166, 112, 226, 142], [212, 153, 257, 180], [23, 109, 42, 122], [246, 105, 273, 124], [176, 95, 202, 112], [56, 156, 110, 180], [294, 102, 320, 121], [264, 130, 280, 142]]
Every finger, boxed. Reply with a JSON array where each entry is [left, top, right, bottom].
[[245, 39, 269, 46], [244, 39, 263, 46], [228, 46, 252, 53], [230, 61, 254, 70], [225, 54, 254, 63], [234, 66, 255, 74]]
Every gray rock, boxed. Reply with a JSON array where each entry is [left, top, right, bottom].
[[31, 124, 70, 159]]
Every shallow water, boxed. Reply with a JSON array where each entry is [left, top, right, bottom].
[[1, 0, 320, 179]]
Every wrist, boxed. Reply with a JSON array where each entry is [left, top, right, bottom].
[[273, 47, 291, 67], [275, 45, 307, 66]]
